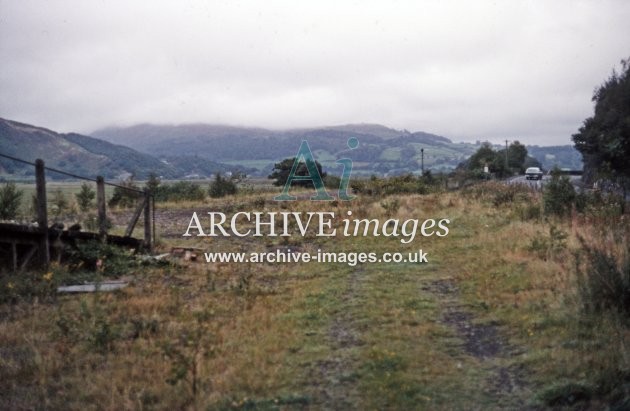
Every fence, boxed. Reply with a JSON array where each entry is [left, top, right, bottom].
[[0, 152, 153, 270]]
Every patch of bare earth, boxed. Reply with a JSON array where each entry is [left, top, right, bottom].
[[309, 268, 364, 410], [424, 278, 537, 409]]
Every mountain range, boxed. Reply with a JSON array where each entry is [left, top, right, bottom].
[[93, 123, 582, 175], [0, 118, 245, 180], [0, 117, 582, 181]]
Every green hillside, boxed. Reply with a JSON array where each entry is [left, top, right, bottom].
[[0, 118, 244, 180], [93, 123, 582, 176]]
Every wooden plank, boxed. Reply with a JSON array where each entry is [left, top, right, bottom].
[[19, 245, 38, 273], [143, 191, 152, 252], [57, 281, 128, 293], [124, 196, 146, 237]]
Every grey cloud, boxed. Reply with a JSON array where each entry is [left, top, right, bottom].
[[1, 0, 629, 145]]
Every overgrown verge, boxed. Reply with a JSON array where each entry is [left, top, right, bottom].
[[0, 240, 136, 304]]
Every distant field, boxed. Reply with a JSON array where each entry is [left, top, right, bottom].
[[10, 178, 281, 219]]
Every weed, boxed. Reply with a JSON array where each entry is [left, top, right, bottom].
[[65, 240, 134, 276], [0, 181, 23, 220], [160, 309, 217, 403], [528, 224, 568, 260], [380, 198, 400, 217], [0, 262, 73, 303], [54, 296, 119, 353]]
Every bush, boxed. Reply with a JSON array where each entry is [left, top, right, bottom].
[[55, 298, 119, 354], [51, 189, 69, 218], [209, 173, 237, 198], [355, 174, 430, 197], [0, 182, 23, 220], [578, 190, 624, 221], [544, 169, 576, 217], [575, 236, 630, 315], [109, 178, 142, 208], [153, 181, 206, 202], [66, 241, 134, 277], [75, 183, 95, 212], [0, 270, 57, 304]]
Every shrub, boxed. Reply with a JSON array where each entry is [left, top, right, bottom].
[[543, 169, 576, 217], [323, 174, 341, 190], [0, 182, 23, 220], [51, 189, 69, 218], [109, 178, 142, 208], [356, 174, 430, 197], [75, 182, 96, 212], [55, 297, 119, 354], [578, 190, 624, 222], [0, 270, 57, 304], [160, 309, 216, 401], [208, 173, 237, 198], [575, 236, 630, 315], [153, 181, 206, 202], [66, 240, 134, 277]]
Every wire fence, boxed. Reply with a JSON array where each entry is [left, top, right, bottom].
[[0, 152, 145, 193], [0, 152, 154, 256]]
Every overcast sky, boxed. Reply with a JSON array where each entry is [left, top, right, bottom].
[[1, 1, 629, 145]]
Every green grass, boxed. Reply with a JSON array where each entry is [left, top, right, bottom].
[[1, 186, 628, 409]]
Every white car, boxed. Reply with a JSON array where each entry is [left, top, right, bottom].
[[525, 167, 544, 180]]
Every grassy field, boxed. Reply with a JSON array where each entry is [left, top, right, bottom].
[[1, 181, 629, 410]]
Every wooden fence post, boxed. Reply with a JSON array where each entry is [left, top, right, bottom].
[[35, 159, 50, 266], [96, 176, 107, 242], [143, 190, 152, 253]]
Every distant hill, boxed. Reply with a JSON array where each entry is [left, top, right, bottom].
[[93, 123, 581, 176], [0, 117, 581, 180], [0, 118, 244, 180], [526, 145, 583, 171], [92, 123, 481, 175]]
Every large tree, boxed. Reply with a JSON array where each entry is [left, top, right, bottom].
[[463, 141, 533, 177], [268, 157, 326, 187], [507, 141, 528, 172], [572, 58, 630, 189], [467, 142, 496, 171]]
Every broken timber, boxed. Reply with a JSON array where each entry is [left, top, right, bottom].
[[0, 157, 152, 273]]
